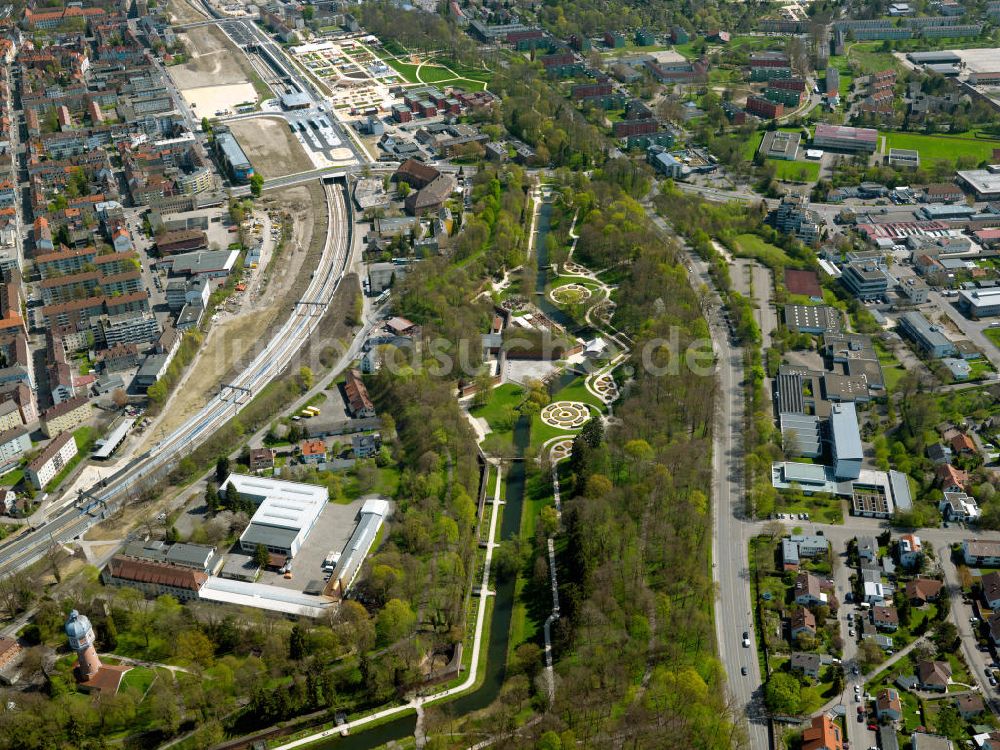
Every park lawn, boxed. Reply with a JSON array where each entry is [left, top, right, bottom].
[[384, 58, 420, 83], [733, 233, 794, 267], [470, 383, 525, 434], [885, 132, 1000, 165], [551, 375, 608, 412], [415, 63, 462, 84], [433, 58, 493, 84], [119, 665, 157, 698], [772, 160, 821, 183]]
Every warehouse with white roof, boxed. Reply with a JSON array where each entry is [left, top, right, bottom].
[[221, 474, 328, 558]]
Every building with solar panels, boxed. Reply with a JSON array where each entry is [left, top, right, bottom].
[[222, 474, 327, 558]]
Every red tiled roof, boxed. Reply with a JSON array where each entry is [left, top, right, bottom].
[[106, 555, 208, 591]]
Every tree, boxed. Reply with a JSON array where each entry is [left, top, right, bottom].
[[397, 180, 411, 198], [763, 672, 801, 715], [298, 366, 314, 391], [858, 639, 884, 671], [934, 621, 959, 653], [216, 457, 230, 484], [376, 598, 416, 644], [176, 629, 215, 668], [289, 624, 306, 660], [249, 172, 264, 197], [254, 544, 270, 569], [112, 388, 128, 408]]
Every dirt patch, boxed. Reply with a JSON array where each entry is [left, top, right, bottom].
[[142, 183, 328, 446], [229, 117, 316, 178], [171, 26, 251, 88], [166, 0, 207, 24]]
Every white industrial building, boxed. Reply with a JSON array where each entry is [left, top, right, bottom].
[[328, 497, 390, 600], [222, 474, 328, 559], [830, 402, 863, 480]]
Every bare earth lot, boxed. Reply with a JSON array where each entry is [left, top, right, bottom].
[[166, 0, 207, 24], [229, 117, 316, 179], [145, 183, 328, 445], [168, 25, 264, 113]]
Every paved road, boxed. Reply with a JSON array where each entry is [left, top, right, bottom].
[[646, 201, 769, 749]]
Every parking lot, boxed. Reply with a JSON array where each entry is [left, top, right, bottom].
[[258, 498, 366, 591]]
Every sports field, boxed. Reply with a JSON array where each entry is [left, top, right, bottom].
[[885, 132, 1000, 165]]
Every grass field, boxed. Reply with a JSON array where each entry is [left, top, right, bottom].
[[846, 42, 904, 75], [771, 160, 820, 183], [885, 132, 1000, 165], [732, 233, 793, 267], [875, 340, 907, 394], [384, 57, 490, 91]]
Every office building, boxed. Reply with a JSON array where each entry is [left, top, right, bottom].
[[898, 311, 956, 358], [830, 402, 863, 480], [813, 123, 878, 153]]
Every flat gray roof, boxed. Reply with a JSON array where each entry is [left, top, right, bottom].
[[240, 523, 299, 551], [831, 402, 863, 461]]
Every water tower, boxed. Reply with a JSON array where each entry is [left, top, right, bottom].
[[64, 609, 103, 682]]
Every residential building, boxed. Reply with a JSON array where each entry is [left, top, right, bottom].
[[983, 571, 1000, 609], [790, 651, 822, 679], [745, 95, 784, 119], [248, 448, 275, 473], [352, 432, 382, 459], [941, 491, 980, 521], [26, 431, 78, 489], [344, 369, 376, 418], [802, 714, 843, 750], [906, 577, 943, 605], [782, 538, 801, 569], [791, 607, 816, 639], [790, 534, 829, 557], [772, 195, 821, 244], [916, 660, 951, 691], [951, 432, 977, 457], [300, 439, 327, 464], [876, 688, 903, 721], [898, 534, 923, 568], [794, 571, 829, 606], [936, 464, 968, 493], [0, 426, 30, 473], [857, 535, 878, 564], [956, 694, 984, 719], [873, 605, 899, 631], [40, 395, 92, 438]]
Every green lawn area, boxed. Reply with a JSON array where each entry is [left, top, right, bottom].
[[732, 233, 794, 267], [986, 327, 1000, 351], [875, 340, 906, 394], [970, 358, 996, 381], [470, 383, 524, 433], [885, 132, 1000, 166], [383, 58, 421, 83], [0, 467, 22, 487], [549, 375, 608, 412], [744, 131, 765, 161], [774, 491, 844, 524], [846, 42, 905, 75], [119, 666, 157, 697], [771, 160, 821, 183]]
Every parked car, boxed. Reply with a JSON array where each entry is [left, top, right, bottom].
[[741, 666, 747, 676]]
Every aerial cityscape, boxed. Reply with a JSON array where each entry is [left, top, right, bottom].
[[2, 0, 1000, 748]]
